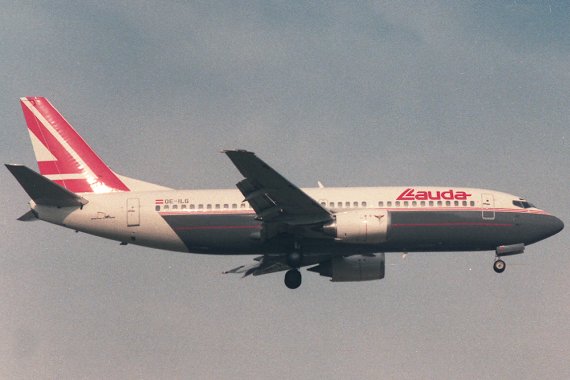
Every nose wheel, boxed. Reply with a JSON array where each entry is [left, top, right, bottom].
[[284, 269, 302, 289], [493, 259, 506, 273]]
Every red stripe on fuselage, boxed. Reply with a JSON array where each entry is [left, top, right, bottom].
[[174, 225, 261, 231], [392, 222, 513, 228]]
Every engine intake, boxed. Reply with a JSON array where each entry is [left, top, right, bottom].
[[322, 210, 390, 244], [308, 254, 385, 282]]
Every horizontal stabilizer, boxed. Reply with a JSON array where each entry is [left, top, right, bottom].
[[5, 164, 88, 207]]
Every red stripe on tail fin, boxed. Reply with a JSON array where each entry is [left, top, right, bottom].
[[20, 97, 129, 193]]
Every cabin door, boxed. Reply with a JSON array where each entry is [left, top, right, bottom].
[[481, 193, 495, 221]]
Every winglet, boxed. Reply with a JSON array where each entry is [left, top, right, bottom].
[[5, 164, 88, 207]]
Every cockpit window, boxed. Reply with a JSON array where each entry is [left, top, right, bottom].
[[513, 200, 536, 209]]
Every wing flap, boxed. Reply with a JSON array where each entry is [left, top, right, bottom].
[[223, 256, 292, 277]]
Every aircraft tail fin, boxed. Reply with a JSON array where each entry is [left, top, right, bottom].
[[20, 97, 130, 193], [5, 164, 88, 207]]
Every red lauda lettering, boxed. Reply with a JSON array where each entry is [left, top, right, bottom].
[[396, 188, 472, 201]]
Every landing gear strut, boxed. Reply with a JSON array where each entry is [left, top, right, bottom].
[[286, 252, 303, 268], [284, 269, 302, 289], [493, 259, 506, 273]]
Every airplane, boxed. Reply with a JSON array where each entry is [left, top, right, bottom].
[[6, 97, 564, 289]]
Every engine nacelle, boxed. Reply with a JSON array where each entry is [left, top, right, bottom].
[[322, 210, 390, 244], [308, 254, 385, 282]]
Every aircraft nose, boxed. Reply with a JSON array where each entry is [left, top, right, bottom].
[[543, 215, 564, 238], [552, 216, 564, 235]]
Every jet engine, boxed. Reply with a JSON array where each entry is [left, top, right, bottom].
[[322, 210, 390, 244], [307, 254, 385, 282]]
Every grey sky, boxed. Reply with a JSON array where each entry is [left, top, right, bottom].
[[1, 1, 569, 379]]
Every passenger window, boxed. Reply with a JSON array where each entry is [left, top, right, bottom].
[[437, 201, 443, 207], [412, 201, 417, 207], [198, 204, 203, 209], [330, 202, 335, 207], [215, 204, 220, 209], [420, 201, 426, 207], [172, 204, 178, 209], [462, 201, 467, 207], [446, 201, 451, 206], [155, 205, 160, 211], [429, 201, 434, 207], [164, 205, 169, 210], [353, 201, 358, 207], [338, 202, 343, 208], [454, 201, 459, 206], [321, 202, 326, 206], [190, 204, 195, 209], [362, 201, 367, 207], [207, 204, 212, 209], [224, 204, 229, 209], [181, 204, 187, 209], [240, 203, 246, 209], [378, 201, 384, 207], [232, 204, 237, 209], [470, 201, 475, 207], [395, 201, 400, 207], [404, 201, 409, 207], [387, 201, 392, 207]]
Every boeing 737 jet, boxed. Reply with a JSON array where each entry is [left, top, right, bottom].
[[6, 97, 564, 288]]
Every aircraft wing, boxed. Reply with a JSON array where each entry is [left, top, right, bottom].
[[224, 150, 332, 229]]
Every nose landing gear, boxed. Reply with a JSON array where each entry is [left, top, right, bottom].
[[493, 244, 524, 274]]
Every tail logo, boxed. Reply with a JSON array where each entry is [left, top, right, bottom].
[[20, 97, 129, 193]]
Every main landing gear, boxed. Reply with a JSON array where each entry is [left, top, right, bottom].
[[493, 259, 506, 273], [284, 250, 303, 289], [284, 269, 302, 289]]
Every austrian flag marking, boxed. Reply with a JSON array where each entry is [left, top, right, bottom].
[[397, 188, 473, 201], [155, 199, 164, 205]]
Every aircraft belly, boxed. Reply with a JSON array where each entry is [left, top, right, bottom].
[[160, 213, 264, 254], [385, 210, 523, 252], [160, 210, 553, 255]]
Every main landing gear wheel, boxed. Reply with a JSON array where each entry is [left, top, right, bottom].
[[493, 259, 506, 274], [284, 269, 302, 289]]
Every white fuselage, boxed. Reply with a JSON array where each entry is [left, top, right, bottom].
[[31, 186, 558, 256]]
